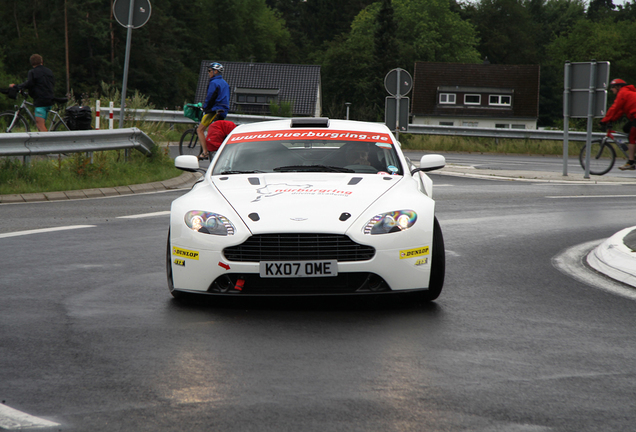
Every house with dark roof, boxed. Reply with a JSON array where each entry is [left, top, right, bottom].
[[411, 62, 540, 129], [195, 61, 322, 117]]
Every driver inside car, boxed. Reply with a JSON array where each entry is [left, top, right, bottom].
[[345, 144, 371, 166]]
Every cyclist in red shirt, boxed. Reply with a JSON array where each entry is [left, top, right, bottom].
[[601, 78, 636, 170]]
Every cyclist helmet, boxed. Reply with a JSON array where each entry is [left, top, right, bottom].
[[610, 78, 627, 88], [208, 62, 224, 73]]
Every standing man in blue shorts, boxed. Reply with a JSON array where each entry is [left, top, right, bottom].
[[10, 54, 55, 132], [197, 62, 230, 157]]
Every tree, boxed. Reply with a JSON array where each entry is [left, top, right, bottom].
[[315, 0, 480, 120], [469, 0, 539, 65]]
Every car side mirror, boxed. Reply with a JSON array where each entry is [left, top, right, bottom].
[[410, 154, 446, 174], [175, 155, 204, 173]]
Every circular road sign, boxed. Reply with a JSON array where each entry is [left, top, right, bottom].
[[384, 68, 413, 97], [113, 0, 152, 29]]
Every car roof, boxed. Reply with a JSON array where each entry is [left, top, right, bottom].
[[232, 118, 396, 138]]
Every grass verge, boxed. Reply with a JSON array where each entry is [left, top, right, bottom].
[[400, 133, 581, 156], [0, 145, 181, 195]]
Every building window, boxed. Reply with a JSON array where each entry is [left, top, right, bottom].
[[495, 124, 510, 128], [511, 124, 526, 129], [439, 121, 454, 126], [462, 121, 478, 127], [489, 95, 512, 106], [236, 94, 274, 104], [439, 93, 456, 104], [464, 94, 481, 105]]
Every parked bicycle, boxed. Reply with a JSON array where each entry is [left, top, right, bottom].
[[0, 89, 70, 132], [579, 126, 631, 175]]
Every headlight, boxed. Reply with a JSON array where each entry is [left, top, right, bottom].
[[364, 210, 417, 235], [184, 211, 235, 236]]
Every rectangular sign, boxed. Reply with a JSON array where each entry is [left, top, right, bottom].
[[564, 61, 610, 118], [259, 260, 338, 278]]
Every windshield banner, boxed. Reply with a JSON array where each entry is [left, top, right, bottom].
[[228, 129, 393, 144]]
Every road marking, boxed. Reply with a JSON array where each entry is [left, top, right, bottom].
[[546, 194, 636, 199], [0, 404, 60, 429], [117, 210, 171, 219], [0, 225, 96, 239], [552, 240, 636, 301]]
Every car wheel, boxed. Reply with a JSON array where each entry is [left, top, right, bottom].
[[410, 216, 445, 302], [166, 230, 185, 299]]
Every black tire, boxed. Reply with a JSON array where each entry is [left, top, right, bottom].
[[409, 216, 445, 302], [51, 120, 70, 131], [579, 139, 616, 176], [179, 128, 202, 156], [166, 230, 185, 299], [0, 112, 29, 133]]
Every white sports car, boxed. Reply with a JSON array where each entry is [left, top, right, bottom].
[[167, 118, 446, 301]]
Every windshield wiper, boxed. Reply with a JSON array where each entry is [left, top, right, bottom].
[[273, 165, 355, 173], [220, 170, 265, 174]]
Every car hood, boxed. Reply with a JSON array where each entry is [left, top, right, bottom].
[[211, 173, 401, 234]]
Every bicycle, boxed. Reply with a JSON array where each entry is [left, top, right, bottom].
[[0, 88, 70, 132], [180, 103, 204, 157], [579, 126, 631, 175]]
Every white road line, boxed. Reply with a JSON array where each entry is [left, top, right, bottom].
[[117, 210, 171, 219], [0, 404, 60, 429], [0, 225, 96, 239], [546, 194, 636, 199]]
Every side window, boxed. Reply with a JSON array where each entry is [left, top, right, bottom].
[[439, 93, 456, 104], [464, 94, 481, 105], [489, 95, 512, 106]]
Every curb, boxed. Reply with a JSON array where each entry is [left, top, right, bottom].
[[437, 165, 636, 184], [587, 226, 636, 288], [0, 172, 202, 204]]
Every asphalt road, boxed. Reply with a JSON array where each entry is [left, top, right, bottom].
[[1, 166, 636, 431]]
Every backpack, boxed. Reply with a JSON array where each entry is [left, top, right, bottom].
[[64, 105, 92, 130]]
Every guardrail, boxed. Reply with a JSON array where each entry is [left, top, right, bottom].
[[112, 107, 286, 126], [115, 107, 603, 142], [2, 107, 599, 163], [0, 128, 155, 160], [405, 124, 605, 142]]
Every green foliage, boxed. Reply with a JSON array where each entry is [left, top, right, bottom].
[[0, 147, 180, 195], [316, 0, 480, 121], [269, 100, 293, 117], [1, 0, 635, 131], [399, 133, 581, 156]]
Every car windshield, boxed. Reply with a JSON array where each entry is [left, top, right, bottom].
[[212, 130, 403, 176]]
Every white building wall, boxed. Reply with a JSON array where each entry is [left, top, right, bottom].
[[412, 115, 537, 130]]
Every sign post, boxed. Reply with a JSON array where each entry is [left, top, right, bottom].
[[113, 0, 151, 129], [384, 68, 412, 140], [562, 60, 609, 178]]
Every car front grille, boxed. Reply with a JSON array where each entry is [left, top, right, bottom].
[[223, 233, 375, 262]]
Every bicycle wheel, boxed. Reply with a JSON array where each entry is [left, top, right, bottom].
[[51, 120, 70, 131], [0, 112, 29, 133], [579, 139, 616, 175], [179, 128, 202, 156]]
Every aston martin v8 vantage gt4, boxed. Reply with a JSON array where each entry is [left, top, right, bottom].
[[167, 117, 446, 301]]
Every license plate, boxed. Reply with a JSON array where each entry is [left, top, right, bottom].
[[259, 260, 338, 278]]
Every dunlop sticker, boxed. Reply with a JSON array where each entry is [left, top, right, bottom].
[[172, 246, 199, 260], [174, 259, 186, 267], [399, 246, 429, 259]]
